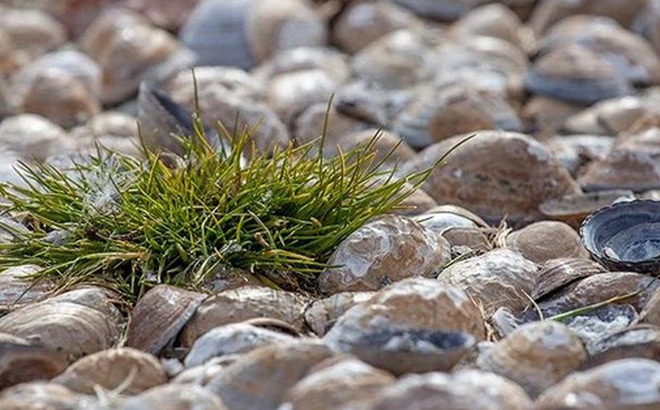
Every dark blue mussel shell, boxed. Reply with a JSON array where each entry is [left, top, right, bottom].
[[580, 200, 660, 274]]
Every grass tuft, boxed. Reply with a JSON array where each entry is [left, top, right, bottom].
[[0, 117, 469, 302]]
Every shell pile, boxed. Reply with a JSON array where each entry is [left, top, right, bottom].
[[1, 0, 660, 409]]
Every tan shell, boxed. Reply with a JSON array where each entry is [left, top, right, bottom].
[[564, 97, 650, 136], [544, 134, 616, 178], [400, 131, 581, 226], [294, 103, 370, 147], [332, 1, 423, 54], [0, 265, 54, 314], [505, 221, 590, 264], [123, 383, 228, 410], [318, 215, 451, 294], [0, 332, 67, 389], [70, 111, 139, 148], [442, 227, 492, 256], [523, 96, 584, 140], [393, 186, 438, 216], [281, 355, 395, 410], [0, 114, 75, 162], [0, 382, 89, 410], [439, 248, 539, 316], [304, 292, 374, 336], [529, 0, 647, 34], [535, 358, 660, 409], [252, 47, 350, 85], [477, 321, 587, 398], [323, 129, 416, 171], [362, 370, 532, 410], [0, 28, 15, 77], [533, 258, 607, 301], [127, 285, 207, 355], [172, 357, 230, 386], [639, 288, 660, 327], [207, 340, 334, 410], [585, 325, 660, 368], [539, 190, 634, 228], [180, 286, 310, 347], [53, 347, 167, 395], [124, 0, 201, 32], [79, 8, 194, 105], [0, 9, 66, 67]]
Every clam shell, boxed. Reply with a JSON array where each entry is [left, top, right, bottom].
[[522, 96, 584, 139], [53, 347, 168, 395], [442, 227, 492, 257], [585, 325, 660, 368], [0, 265, 54, 314], [0, 28, 16, 77], [172, 357, 229, 386], [0, 332, 67, 389], [304, 292, 374, 336], [563, 304, 639, 355], [391, 0, 486, 21], [477, 321, 586, 398], [505, 221, 589, 264], [123, 0, 200, 32], [123, 383, 227, 410], [207, 341, 333, 410], [293, 103, 370, 147], [535, 358, 660, 409], [0, 9, 66, 67], [323, 129, 416, 172], [252, 47, 349, 85], [525, 45, 631, 105], [532, 257, 607, 301], [179, 286, 310, 347], [640, 288, 660, 326], [333, 81, 392, 126], [529, 0, 647, 34], [180, 0, 327, 69], [580, 200, 660, 273], [0, 114, 75, 162], [539, 190, 633, 228], [127, 285, 207, 355], [563, 96, 649, 136], [0, 382, 90, 410]]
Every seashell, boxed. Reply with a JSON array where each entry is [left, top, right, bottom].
[[539, 190, 635, 228], [80, 8, 195, 105], [523, 96, 584, 139], [332, 1, 423, 54], [414, 209, 481, 236], [0, 265, 54, 313], [281, 355, 394, 410], [123, 0, 201, 32], [361, 370, 532, 410], [352, 30, 433, 90], [442, 227, 492, 257], [439, 248, 539, 316], [400, 131, 581, 226], [0, 294, 123, 362], [293, 102, 371, 147], [525, 45, 632, 105], [640, 288, 660, 327], [393, 85, 523, 149], [0, 9, 66, 67], [172, 357, 230, 386], [180, 0, 327, 70], [184, 322, 297, 368], [563, 96, 650, 136], [123, 383, 228, 410], [562, 304, 638, 354], [448, 4, 536, 53], [333, 81, 393, 126], [304, 292, 374, 336], [0, 332, 68, 389], [328, 325, 476, 376], [0, 28, 16, 77], [390, 0, 488, 21], [166, 66, 263, 106], [318, 214, 451, 294], [45, 286, 124, 326], [180, 286, 310, 347], [529, 0, 648, 34], [580, 200, 660, 273], [532, 257, 607, 301], [637, 0, 660, 55], [127, 285, 207, 355], [505, 221, 590, 264], [544, 134, 616, 178], [477, 321, 587, 398], [535, 358, 660, 409], [207, 340, 333, 410], [53, 347, 168, 395], [324, 279, 487, 360], [584, 324, 660, 368], [252, 47, 350, 85], [69, 111, 138, 149], [0, 114, 75, 162], [0, 382, 89, 410]]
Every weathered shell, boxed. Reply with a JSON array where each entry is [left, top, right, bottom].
[[294, 102, 370, 147], [281, 355, 395, 410], [0, 9, 66, 67], [252, 47, 349, 85], [361, 370, 532, 410], [414, 209, 481, 236], [563, 304, 639, 355], [123, 0, 201, 32], [539, 190, 633, 228], [318, 215, 451, 294], [532, 258, 607, 300], [123, 383, 228, 410], [563, 96, 651, 136], [0, 28, 16, 77], [580, 200, 660, 273], [53, 347, 167, 395], [304, 292, 374, 336], [442, 227, 492, 257], [391, 0, 492, 21], [184, 322, 297, 368], [172, 357, 230, 386], [180, 0, 327, 69], [525, 45, 631, 105], [127, 285, 207, 355], [505, 221, 590, 264], [207, 341, 333, 410], [529, 0, 648, 34], [180, 286, 310, 347], [80, 8, 195, 105], [399, 131, 581, 226], [0, 382, 90, 410], [523, 96, 584, 139], [393, 185, 439, 217], [334, 80, 394, 126], [352, 30, 433, 90], [585, 325, 660, 368], [640, 287, 660, 327], [0, 332, 67, 389], [0, 114, 75, 162], [0, 265, 54, 313], [544, 134, 616, 178], [535, 358, 660, 409], [477, 321, 586, 398], [438, 249, 539, 316]]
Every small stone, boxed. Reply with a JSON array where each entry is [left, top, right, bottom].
[[505, 221, 590, 264]]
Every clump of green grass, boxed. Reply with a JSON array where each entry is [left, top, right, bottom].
[[0, 117, 464, 302]]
